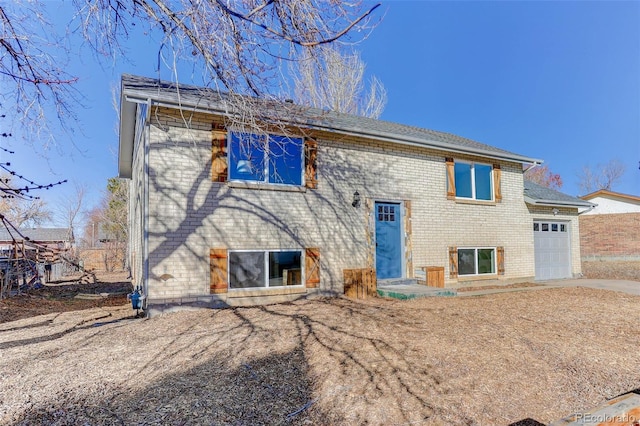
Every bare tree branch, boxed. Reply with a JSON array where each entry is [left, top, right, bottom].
[[292, 47, 387, 118], [577, 159, 626, 194], [214, 0, 381, 47]]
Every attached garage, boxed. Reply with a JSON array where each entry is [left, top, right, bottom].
[[524, 180, 595, 281], [533, 221, 571, 280]]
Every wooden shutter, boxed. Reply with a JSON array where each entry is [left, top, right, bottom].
[[493, 164, 502, 203], [446, 157, 455, 199], [304, 138, 318, 189], [305, 248, 320, 288], [210, 248, 228, 294], [497, 246, 505, 276], [448, 247, 458, 278], [211, 130, 228, 182]]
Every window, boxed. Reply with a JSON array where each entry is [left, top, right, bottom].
[[453, 162, 493, 200], [228, 250, 303, 289], [535, 222, 568, 233], [458, 248, 496, 276], [377, 204, 397, 222], [229, 132, 303, 186]]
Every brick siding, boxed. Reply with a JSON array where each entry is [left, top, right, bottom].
[[129, 106, 583, 301], [579, 213, 640, 260]]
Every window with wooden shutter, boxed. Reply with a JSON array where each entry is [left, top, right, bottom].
[[210, 248, 228, 293], [497, 246, 505, 275], [305, 138, 318, 189], [305, 248, 320, 288], [448, 247, 458, 278], [445, 157, 455, 199], [211, 130, 228, 182], [493, 164, 502, 202]]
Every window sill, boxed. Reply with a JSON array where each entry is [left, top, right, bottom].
[[453, 198, 496, 206], [227, 181, 307, 193], [457, 274, 499, 282], [227, 286, 307, 298]]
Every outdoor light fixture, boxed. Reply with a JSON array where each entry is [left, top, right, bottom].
[[352, 191, 361, 208], [552, 208, 559, 216]]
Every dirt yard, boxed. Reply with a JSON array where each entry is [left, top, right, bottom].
[[1, 283, 639, 425], [0, 272, 131, 323], [582, 260, 640, 281]]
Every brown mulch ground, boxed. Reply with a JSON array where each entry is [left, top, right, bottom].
[[1, 285, 639, 425], [582, 260, 640, 281], [0, 272, 131, 323], [456, 282, 543, 292]]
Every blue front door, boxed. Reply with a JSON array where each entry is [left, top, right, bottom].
[[375, 202, 402, 279]]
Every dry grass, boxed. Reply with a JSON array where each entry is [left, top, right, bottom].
[[582, 260, 640, 281], [1, 287, 639, 425]]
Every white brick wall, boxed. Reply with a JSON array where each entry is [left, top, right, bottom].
[[133, 106, 562, 301]]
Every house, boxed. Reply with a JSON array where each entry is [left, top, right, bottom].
[[578, 189, 640, 261], [579, 189, 640, 215], [0, 227, 74, 282], [118, 74, 588, 313]]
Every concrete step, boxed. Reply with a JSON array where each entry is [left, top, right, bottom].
[[377, 281, 457, 300]]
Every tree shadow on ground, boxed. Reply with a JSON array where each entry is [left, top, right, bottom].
[[11, 342, 337, 425]]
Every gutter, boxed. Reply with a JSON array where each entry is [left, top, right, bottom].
[[524, 196, 595, 209], [578, 202, 597, 215]]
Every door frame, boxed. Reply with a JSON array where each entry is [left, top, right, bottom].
[[373, 199, 405, 281]]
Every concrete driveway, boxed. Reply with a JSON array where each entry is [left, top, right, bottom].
[[541, 278, 640, 296]]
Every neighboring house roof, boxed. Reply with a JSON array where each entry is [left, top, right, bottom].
[[0, 227, 72, 243], [524, 180, 594, 208], [580, 189, 640, 204], [119, 74, 542, 178], [578, 189, 640, 215]]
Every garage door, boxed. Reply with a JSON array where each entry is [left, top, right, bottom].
[[533, 221, 571, 280]]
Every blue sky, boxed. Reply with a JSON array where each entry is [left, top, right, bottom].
[[5, 1, 640, 228]]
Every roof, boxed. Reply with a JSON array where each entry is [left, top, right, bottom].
[[524, 180, 594, 208], [118, 74, 542, 178], [580, 189, 640, 204], [0, 227, 72, 243]]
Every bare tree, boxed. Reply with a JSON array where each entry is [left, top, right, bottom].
[[524, 165, 563, 190], [292, 47, 387, 118], [0, 175, 52, 227], [58, 182, 86, 237], [0, 3, 79, 145], [1, 0, 381, 143], [577, 159, 626, 194]]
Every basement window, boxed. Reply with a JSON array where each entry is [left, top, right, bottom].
[[229, 250, 303, 289], [458, 248, 496, 276]]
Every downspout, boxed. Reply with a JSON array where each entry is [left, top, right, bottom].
[[143, 98, 151, 311], [578, 202, 597, 215], [523, 161, 541, 174]]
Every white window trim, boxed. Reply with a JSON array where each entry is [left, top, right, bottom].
[[457, 246, 497, 276], [455, 161, 494, 201], [227, 249, 305, 290], [228, 131, 305, 187]]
